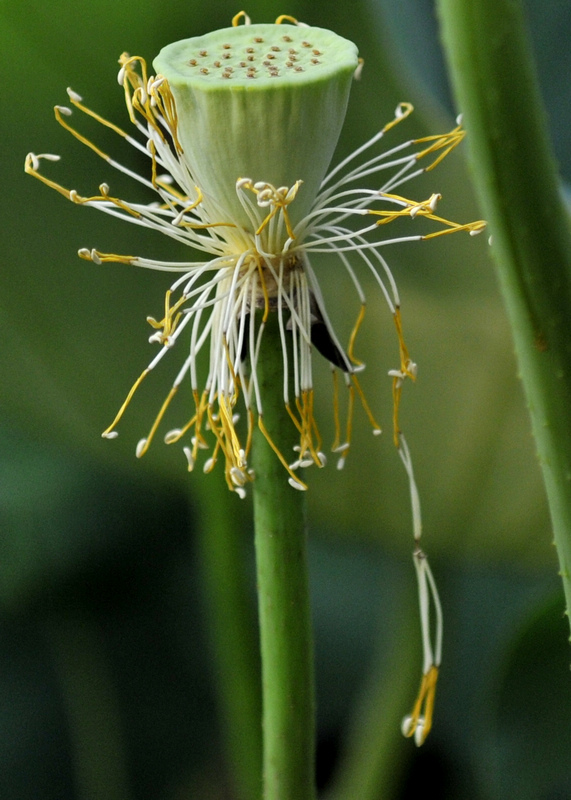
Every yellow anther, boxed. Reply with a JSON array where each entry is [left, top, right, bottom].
[[258, 416, 308, 490], [392, 377, 403, 448], [254, 258, 271, 323], [394, 308, 415, 379], [79, 249, 136, 265], [382, 102, 414, 133], [74, 189, 143, 219], [24, 153, 75, 202], [102, 367, 150, 437], [65, 88, 129, 140], [414, 123, 465, 171], [218, 393, 246, 467], [119, 53, 149, 125], [232, 10, 251, 26], [275, 14, 299, 24], [369, 191, 485, 240], [331, 370, 342, 453], [136, 385, 179, 458], [147, 289, 187, 343], [247, 180, 302, 241], [347, 303, 366, 367], [422, 218, 487, 239], [391, 308, 416, 447], [351, 373, 382, 434], [164, 413, 198, 445], [54, 105, 110, 162], [288, 390, 323, 466], [403, 665, 439, 746], [149, 78, 183, 154]]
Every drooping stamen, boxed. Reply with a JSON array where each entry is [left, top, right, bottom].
[[347, 302, 366, 367], [135, 385, 180, 458], [102, 368, 150, 438], [351, 373, 382, 435], [258, 416, 308, 490], [389, 307, 417, 447], [401, 546, 442, 746]]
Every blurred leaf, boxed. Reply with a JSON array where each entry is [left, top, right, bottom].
[[479, 594, 571, 800]]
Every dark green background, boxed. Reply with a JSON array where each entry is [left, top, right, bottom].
[[1, 1, 570, 797]]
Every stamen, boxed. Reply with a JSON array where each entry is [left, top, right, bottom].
[[275, 14, 299, 24], [351, 373, 382, 434], [102, 367, 150, 437], [347, 303, 366, 366], [232, 10, 251, 26], [135, 386, 179, 457], [258, 416, 308, 490]]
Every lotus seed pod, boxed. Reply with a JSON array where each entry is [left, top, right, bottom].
[[153, 23, 359, 228]]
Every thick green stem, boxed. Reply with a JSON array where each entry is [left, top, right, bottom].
[[437, 0, 571, 624], [252, 315, 316, 800]]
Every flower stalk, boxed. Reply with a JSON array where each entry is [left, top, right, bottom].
[[252, 312, 315, 800]]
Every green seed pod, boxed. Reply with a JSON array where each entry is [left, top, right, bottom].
[[153, 22, 359, 228]]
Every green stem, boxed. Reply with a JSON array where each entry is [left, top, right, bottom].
[[252, 314, 316, 800], [437, 0, 571, 626], [195, 475, 262, 800]]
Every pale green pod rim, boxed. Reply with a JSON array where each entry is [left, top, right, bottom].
[[153, 23, 359, 231]]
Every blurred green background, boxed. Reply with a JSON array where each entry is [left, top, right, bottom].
[[2, 0, 571, 798]]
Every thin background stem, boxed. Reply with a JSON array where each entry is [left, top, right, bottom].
[[196, 478, 262, 800]]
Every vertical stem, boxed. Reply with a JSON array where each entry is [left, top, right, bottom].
[[437, 0, 571, 624], [252, 314, 316, 800]]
